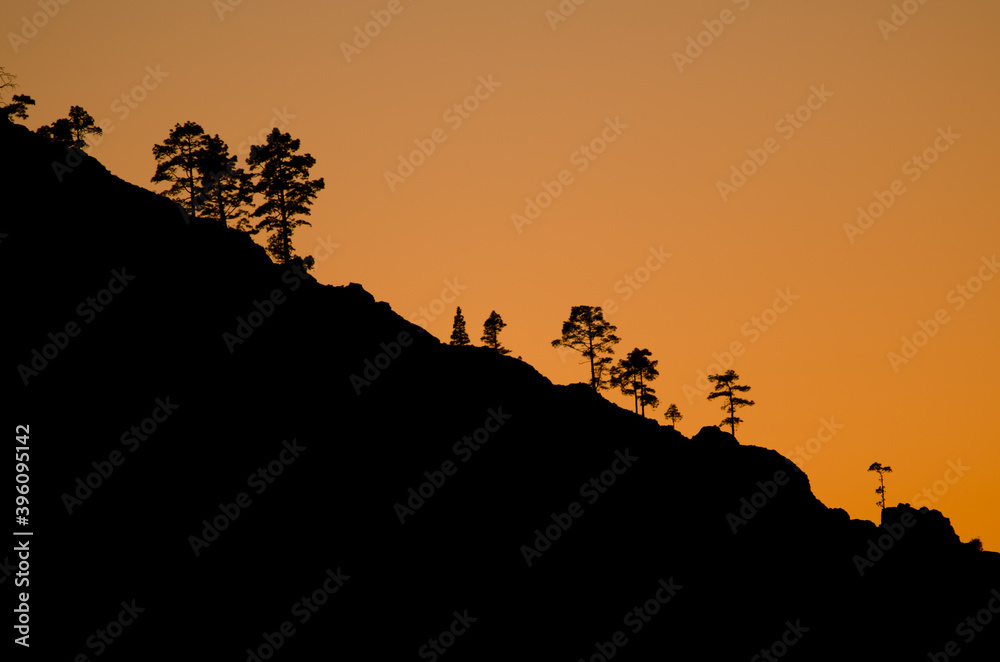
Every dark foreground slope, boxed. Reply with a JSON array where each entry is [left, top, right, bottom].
[[4, 120, 999, 661]]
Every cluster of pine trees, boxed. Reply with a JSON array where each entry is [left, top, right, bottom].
[[150, 121, 324, 266], [1, 67, 323, 266], [449, 308, 511, 355], [547, 304, 674, 420], [3, 67, 756, 436], [449, 302, 754, 433]]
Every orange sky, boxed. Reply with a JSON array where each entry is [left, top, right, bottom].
[[6, 0, 999, 547]]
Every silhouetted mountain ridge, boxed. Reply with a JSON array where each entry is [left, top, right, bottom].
[[4, 120, 999, 660]]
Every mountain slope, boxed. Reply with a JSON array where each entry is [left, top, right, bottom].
[[4, 120, 999, 660]]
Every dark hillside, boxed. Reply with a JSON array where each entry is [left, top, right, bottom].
[[4, 120, 999, 660]]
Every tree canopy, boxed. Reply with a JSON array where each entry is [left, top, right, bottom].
[[706, 369, 755, 437], [552, 305, 620, 391], [151, 121, 209, 220], [196, 134, 254, 230], [663, 403, 683, 427], [0, 68, 35, 122], [868, 462, 893, 511], [610, 347, 659, 417], [246, 128, 325, 264], [37, 106, 102, 150], [450, 307, 470, 346], [481, 311, 510, 355]]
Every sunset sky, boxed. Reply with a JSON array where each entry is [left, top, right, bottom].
[[5, 0, 999, 546]]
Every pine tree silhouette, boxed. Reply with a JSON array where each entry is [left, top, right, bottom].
[[868, 462, 893, 512], [246, 128, 325, 265], [552, 305, 620, 392], [706, 370, 755, 437], [450, 307, 471, 346], [481, 311, 510, 355], [151, 121, 208, 220]]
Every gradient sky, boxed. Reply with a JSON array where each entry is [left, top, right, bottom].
[[5, 0, 999, 547]]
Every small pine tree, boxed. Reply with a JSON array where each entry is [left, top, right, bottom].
[[450, 307, 471, 346], [868, 462, 893, 512], [706, 369, 755, 437], [0, 68, 34, 122], [481, 311, 510, 355], [67, 106, 103, 148], [663, 403, 683, 427]]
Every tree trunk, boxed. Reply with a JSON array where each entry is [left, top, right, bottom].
[[587, 329, 596, 391]]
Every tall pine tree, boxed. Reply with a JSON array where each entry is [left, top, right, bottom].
[[481, 311, 510, 355], [450, 307, 470, 346], [610, 348, 659, 417], [151, 121, 208, 220], [246, 128, 325, 264], [663, 403, 683, 427], [196, 134, 254, 231], [552, 305, 620, 391], [67, 106, 102, 148]]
